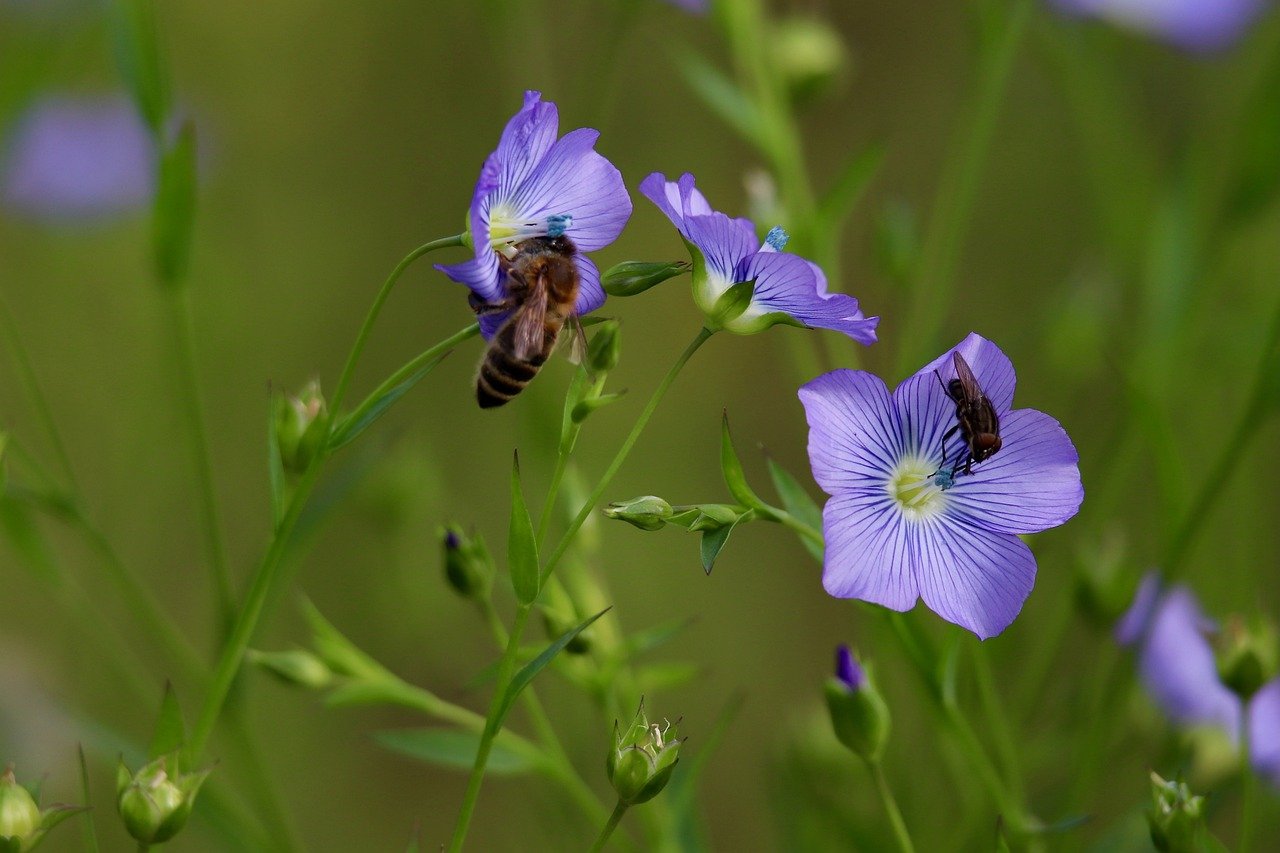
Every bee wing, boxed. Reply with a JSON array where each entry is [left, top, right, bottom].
[[512, 273, 549, 362], [565, 313, 588, 366], [951, 351, 986, 402]]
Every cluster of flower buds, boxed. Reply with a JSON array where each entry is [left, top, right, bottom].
[[824, 646, 890, 763], [1214, 615, 1278, 701], [1146, 772, 1207, 853], [607, 702, 683, 805], [440, 524, 494, 600], [274, 378, 328, 475], [604, 497, 753, 534], [116, 756, 211, 846], [0, 765, 83, 851]]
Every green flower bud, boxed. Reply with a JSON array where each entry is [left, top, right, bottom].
[[440, 525, 493, 600], [1147, 772, 1206, 853], [601, 261, 690, 297], [275, 379, 328, 475], [825, 646, 890, 763], [607, 703, 682, 805], [116, 756, 210, 845], [1216, 615, 1279, 701], [668, 503, 747, 532], [247, 648, 333, 690], [769, 16, 850, 106], [587, 320, 622, 373], [1072, 530, 1132, 627], [0, 767, 41, 845], [603, 496, 674, 532]]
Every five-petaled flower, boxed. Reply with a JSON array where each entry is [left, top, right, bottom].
[[1118, 573, 1280, 787], [640, 172, 877, 343], [1047, 0, 1268, 52], [799, 333, 1083, 639], [436, 90, 632, 338]]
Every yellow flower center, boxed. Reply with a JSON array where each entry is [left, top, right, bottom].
[[887, 455, 949, 521]]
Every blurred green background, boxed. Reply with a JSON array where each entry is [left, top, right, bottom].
[[3, 0, 1280, 849]]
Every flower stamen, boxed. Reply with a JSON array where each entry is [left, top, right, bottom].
[[488, 208, 574, 256], [887, 455, 950, 520]]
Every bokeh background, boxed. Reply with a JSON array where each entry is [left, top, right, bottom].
[[3, 0, 1280, 849]]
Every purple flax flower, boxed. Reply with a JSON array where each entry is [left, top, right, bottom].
[[1047, 0, 1268, 52], [799, 333, 1083, 639], [1118, 574, 1280, 786], [435, 91, 631, 339], [834, 644, 866, 691], [1, 93, 153, 222], [639, 172, 877, 343]]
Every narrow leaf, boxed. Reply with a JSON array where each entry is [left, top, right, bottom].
[[301, 598, 389, 682], [77, 745, 100, 853], [152, 122, 197, 285], [493, 607, 611, 729], [508, 452, 540, 605], [374, 728, 534, 775], [765, 455, 823, 561], [111, 0, 171, 134], [720, 412, 766, 510], [328, 352, 451, 452], [700, 511, 753, 574], [625, 617, 696, 659], [149, 681, 185, 764], [674, 51, 767, 153], [818, 144, 885, 229], [266, 393, 286, 528]]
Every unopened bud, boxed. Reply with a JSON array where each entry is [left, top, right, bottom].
[[440, 524, 493, 599], [824, 646, 890, 762], [607, 702, 682, 805], [0, 767, 40, 845], [1147, 772, 1206, 853], [1073, 531, 1133, 627], [116, 756, 210, 845], [247, 648, 333, 690], [1216, 615, 1278, 701], [275, 379, 328, 475], [587, 320, 622, 373], [769, 16, 850, 106], [668, 503, 745, 532], [601, 261, 689, 297], [604, 496, 674, 532]]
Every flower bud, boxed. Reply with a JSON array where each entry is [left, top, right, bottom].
[[247, 648, 333, 690], [1072, 531, 1132, 627], [769, 17, 850, 106], [824, 645, 890, 763], [1147, 772, 1206, 853], [275, 379, 328, 475], [587, 320, 622, 373], [603, 496, 674, 532], [607, 703, 682, 805], [440, 524, 493, 599], [601, 261, 689, 297], [0, 767, 40, 845], [668, 503, 746, 532], [116, 756, 210, 845], [1215, 615, 1279, 701]]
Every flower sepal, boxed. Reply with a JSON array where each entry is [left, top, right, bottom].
[[603, 496, 675, 531], [1146, 772, 1209, 853], [705, 278, 757, 331], [607, 702, 683, 806], [116, 755, 211, 846], [824, 646, 890, 762], [0, 766, 85, 852], [440, 525, 494, 600], [274, 379, 328, 475], [1215, 615, 1278, 701]]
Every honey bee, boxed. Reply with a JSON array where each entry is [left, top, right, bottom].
[[935, 351, 1002, 478], [472, 235, 583, 409]]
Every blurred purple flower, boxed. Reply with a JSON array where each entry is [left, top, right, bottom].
[[1118, 573, 1280, 786], [834, 645, 866, 691], [435, 90, 631, 339], [799, 333, 1083, 639], [662, 0, 709, 13], [640, 172, 877, 342], [1, 93, 153, 222], [1048, 0, 1268, 51]]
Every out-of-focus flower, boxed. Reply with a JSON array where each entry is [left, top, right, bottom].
[[1118, 573, 1280, 786], [1, 93, 153, 222], [1047, 0, 1268, 52], [824, 645, 890, 762], [440, 524, 493, 599], [116, 756, 210, 846], [0, 765, 85, 851], [640, 172, 878, 342], [661, 0, 708, 13], [1146, 772, 1207, 852], [274, 379, 327, 475], [435, 90, 631, 339], [799, 333, 1083, 639]]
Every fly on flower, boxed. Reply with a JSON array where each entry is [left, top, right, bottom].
[[935, 351, 1002, 478], [436, 91, 632, 407], [799, 333, 1083, 638]]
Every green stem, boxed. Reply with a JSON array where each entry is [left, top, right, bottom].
[[540, 327, 715, 585], [450, 604, 532, 852], [589, 801, 629, 853], [186, 240, 467, 763], [971, 641, 1024, 805], [867, 761, 915, 853], [1241, 703, 1256, 853], [897, 0, 1032, 373], [166, 285, 236, 622]]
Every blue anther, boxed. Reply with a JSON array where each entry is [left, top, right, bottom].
[[546, 213, 573, 238], [764, 226, 789, 251]]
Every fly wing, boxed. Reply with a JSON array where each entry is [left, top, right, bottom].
[[951, 351, 986, 403], [512, 271, 549, 362]]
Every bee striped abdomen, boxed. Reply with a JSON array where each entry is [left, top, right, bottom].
[[475, 318, 557, 409]]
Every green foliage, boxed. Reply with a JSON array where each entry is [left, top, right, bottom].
[[111, 0, 171, 134], [491, 608, 610, 732], [152, 123, 198, 286], [508, 452, 540, 606], [374, 729, 534, 776]]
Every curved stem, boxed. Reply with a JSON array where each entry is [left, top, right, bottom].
[[166, 285, 236, 622], [589, 801, 629, 853], [867, 761, 915, 853], [186, 240, 467, 763], [1241, 704, 1256, 853]]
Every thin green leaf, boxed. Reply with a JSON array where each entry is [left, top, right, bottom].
[[625, 617, 696, 660], [111, 0, 171, 134], [77, 745, 100, 853], [149, 681, 185, 764], [266, 394, 286, 529], [328, 352, 450, 452], [153, 121, 197, 286], [700, 510, 753, 574], [493, 607, 611, 730], [765, 455, 823, 561], [817, 144, 885, 230], [508, 452, 540, 605], [374, 728, 534, 775], [674, 51, 767, 153], [720, 412, 766, 511]]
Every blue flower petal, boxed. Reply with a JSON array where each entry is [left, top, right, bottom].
[[915, 517, 1037, 640], [822, 491, 919, 611], [574, 254, 605, 316], [799, 368, 903, 492]]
